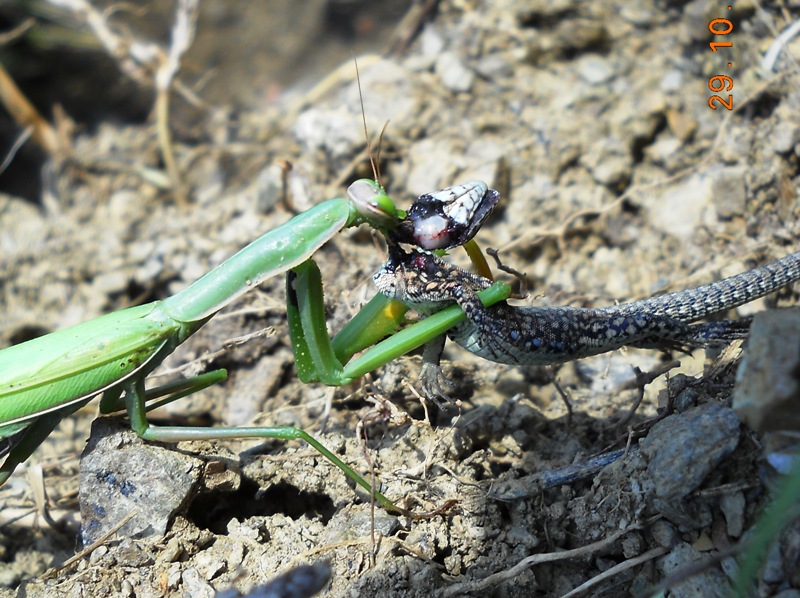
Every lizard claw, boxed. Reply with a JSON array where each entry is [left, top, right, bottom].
[[419, 363, 458, 409]]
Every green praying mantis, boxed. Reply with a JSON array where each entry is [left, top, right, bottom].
[[0, 177, 511, 512]]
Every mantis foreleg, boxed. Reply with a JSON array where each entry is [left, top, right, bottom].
[[286, 258, 512, 386]]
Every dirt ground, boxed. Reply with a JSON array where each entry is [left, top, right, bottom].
[[1, 1, 799, 596]]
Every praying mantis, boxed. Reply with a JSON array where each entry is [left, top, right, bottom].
[[0, 177, 509, 511]]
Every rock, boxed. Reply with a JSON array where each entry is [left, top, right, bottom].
[[771, 126, 800, 154], [719, 491, 745, 537], [577, 54, 615, 85], [641, 402, 740, 523], [734, 309, 800, 433], [666, 108, 697, 142], [435, 52, 475, 93], [647, 173, 715, 238], [709, 166, 747, 219], [80, 418, 202, 544], [657, 543, 731, 597]]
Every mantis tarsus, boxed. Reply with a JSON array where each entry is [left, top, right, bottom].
[[0, 177, 509, 512]]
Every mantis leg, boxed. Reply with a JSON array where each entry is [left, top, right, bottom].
[[286, 259, 409, 385], [121, 377, 398, 511], [0, 371, 229, 486], [98, 369, 228, 415], [0, 404, 89, 486], [286, 258, 512, 383]]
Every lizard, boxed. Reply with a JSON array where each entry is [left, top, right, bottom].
[[376, 182, 800, 399]]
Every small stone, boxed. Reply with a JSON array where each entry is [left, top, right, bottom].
[[620, 5, 653, 26], [709, 166, 747, 219], [577, 54, 614, 85], [419, 24, 445, 59], [201, 459, 241, 493], [252, 162, 285, 214], [159, 537, 184, 564], [651, 520, 678, 547], [120, 579, 135, 597], [0, 195, 47, 255], [666, 108, 697, 142], [506, 525, 539, 549], [475, 53, 515, 79], [646, 137, 683, 164], [194, 551, 226, 581], [181, 567, 215, 598], [660, 70, 684, 93], [435, 52, 475, 93], [226, 517, 267, 542], [657, 542, 731, 597], [89, 545, 108, 564], [734, 309, 800, 432], [321, 505, 400, 543], [114, 539, 154, 568], [592, 155, 631, 187], [719, 491, 745, 537], [674, 388, 699, 413], [762, 540, 785, 584], [641, 402, 740, 502], [647, 173, 715, 238], [80, 418, 202, 544], [91, 270, 129, 296], [622, 533, 644, 558], [772, 126, 800, 154]]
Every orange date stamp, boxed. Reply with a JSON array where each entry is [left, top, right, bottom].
[[708, 6, 734, 110]]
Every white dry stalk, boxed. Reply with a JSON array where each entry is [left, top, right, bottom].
[[46, 0, 160, 85], [157, 0, 199, 92], [762, 18, 800, 72], [154, 0, 200, 206], [48, 0, 201, 205], [46, 0, 199, 94]]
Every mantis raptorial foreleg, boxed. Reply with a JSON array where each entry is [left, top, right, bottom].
[[286, 260, 510, 388]]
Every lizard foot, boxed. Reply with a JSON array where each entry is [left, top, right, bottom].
[[419, 363, 459, 410]]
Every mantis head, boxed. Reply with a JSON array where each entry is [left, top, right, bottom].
[[348, 179, 403, 230]]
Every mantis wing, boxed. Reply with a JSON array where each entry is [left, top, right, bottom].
[[0, 303, 175, 433]]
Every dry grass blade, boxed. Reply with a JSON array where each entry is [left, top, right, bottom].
[[0, 63, 61, 157]]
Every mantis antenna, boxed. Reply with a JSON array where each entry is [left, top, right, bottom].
[[354, 57, 387, 187]]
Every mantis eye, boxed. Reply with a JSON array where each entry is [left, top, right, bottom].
[[348, 179, 400, 229], [402, 181, 500, 250]]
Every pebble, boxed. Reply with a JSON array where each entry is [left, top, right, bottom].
[[660, 69, 684, 93], [650, 519, 678, 547], [641, 402, 740, 503], [719, 491, 745, 537], [435, 51, 475, 93], [657, 542, 730, 597], [181, 567, 215, 598], [79, 418, 202, 544], [762, 539, 786, 584], [734, 309, 800, 433], [577, 55, 615, 85], [475, 53, 515, 79], [647, 173, 715, 238], [771, 126, 800, 154], [673, 385, 699, 413], [709, 166, 747, 219]]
